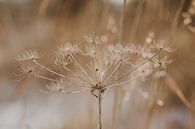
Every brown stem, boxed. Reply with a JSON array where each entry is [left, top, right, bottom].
[[109, 1, 126, 128], [98, 91, 103, 129], [38, 0, 49, 17], [169, 0, 185, 43], [165, 75, 195, 114], [118, 0, 126, 43], [145, 80, 161, 129], [129, 0, 144, 42]]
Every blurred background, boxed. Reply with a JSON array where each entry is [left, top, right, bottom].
[[0, 0, 195, 129]]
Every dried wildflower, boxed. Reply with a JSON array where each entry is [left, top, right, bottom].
[[152, 40, 174, 52], [16, 50, 39, 61], [54, 53, 72, 67], [106, 43, 147, 64], [134, 62, 153, 80], [83, 34, 103, 45], [82, 44, 97, 57], [106, 44, 130, 64], [153, 55, 173, 71], [129, 44, 146, 55], [16, 34, 173, 129], [19, 65, 34, 75], [17, 65, 39, 78], [57, 42, 80, 56], [46, 79, 65, 92]]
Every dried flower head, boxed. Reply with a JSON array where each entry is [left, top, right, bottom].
[[54, 53, 72, 67], [81, 44, 97, 57], [18, 65, 39, 77], [152, 40, 174, 52], [106, 44, 146, 64], [16, 34, 174, 129], [128, 44, 146, 55], [46, 79, 65, 92], [16, 50, 39, 61], [133, 62, 153, 80], [57, 42, 80, 56], [153, 55, 173, 71], [83, 34, 103, 45], [106, 44, 130, 64]]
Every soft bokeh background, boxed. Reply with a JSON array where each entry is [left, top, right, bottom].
[[0, 0, 195, 129]]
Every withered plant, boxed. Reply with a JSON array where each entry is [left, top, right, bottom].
[[16, 34, 173, 129]]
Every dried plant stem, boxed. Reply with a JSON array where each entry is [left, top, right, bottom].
[[109, 1, 126, 129], [71, 54, 94, 83], [108, 52, 159, 86], [165, 75, 195, 113], [145, 80, 161, 129], [129, 0, 144, 42], [98, 91, 103, 129], [103, 61, 121, 83], [169, 0, 185, 42], [37, 75, 57, 82], [97, 0, 111, 36], [118, 0, 126, 42], [62, 65, 93, 86], [1, 1, 14, 27], [32, 60, 67, 79], [32, 60, 93, 86], [38, 0, 49, 17], [107, 76, 139, 88]]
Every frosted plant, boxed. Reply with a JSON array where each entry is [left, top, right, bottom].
[[16, 35, 173, 129]]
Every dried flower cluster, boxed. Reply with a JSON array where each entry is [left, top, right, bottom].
[[16, 34, 173, 129], [16, 34, 173, 95]]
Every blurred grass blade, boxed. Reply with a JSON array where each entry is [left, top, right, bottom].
[[165, 75, 194, 113]]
